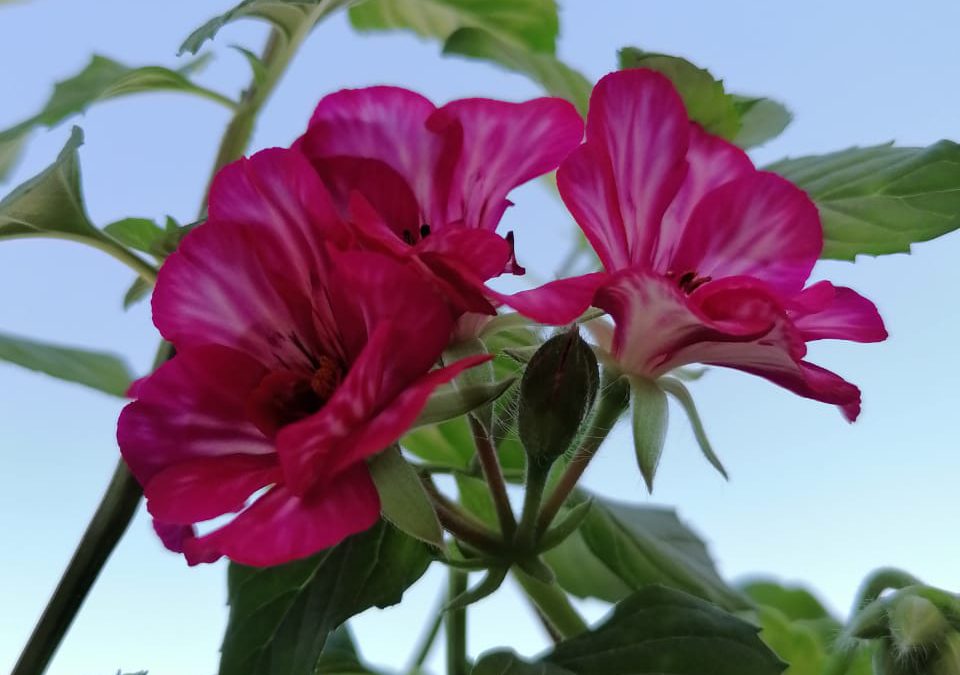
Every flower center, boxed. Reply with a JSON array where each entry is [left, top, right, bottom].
[[246, 355, 344, 437], [666, 269, 712, 294]]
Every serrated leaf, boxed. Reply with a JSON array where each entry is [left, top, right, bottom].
[[0, 55, 231, 158], [545, 492, 748, 610], [733, 96, 793, 149], [443, 27, 590, 115], [767, 142, 960, 259], [180, 0, 356, 55], [0, 330, 134, 396], [618, 48, 741, 141], [628, 376, 668, 492], [220, 521, 431, 675], [349, 0, 559, 53], [103, 218, 164, 255], [368, 447, 443, 547], [658, 376, 727, 479], [475, 587, 784, 675]]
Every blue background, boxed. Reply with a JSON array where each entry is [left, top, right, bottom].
[[2, 1, 958, 673]]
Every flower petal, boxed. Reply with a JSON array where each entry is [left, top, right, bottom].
[[788, 281, 888, 343], [559, 70, 689, 271], [670, 171, 822, 295], [429, 97, 584, 230], [416, 228, 512, 281], [118, 346, 270, 483], [489, 272, 608, 325], [183, 464, 381, 566]]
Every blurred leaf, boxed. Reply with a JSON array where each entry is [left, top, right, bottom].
[[742, 580, 833, 622], [767, 142, 960, 259], [475, 586, 784, 675], [349, 0, 559, 53], [0, 331, 134, 396], [104, 218, 165, 255], [733, 96, 793, 149], [180, 0, 357, 54], [220, 521, 431, 675], [369, 447, 443, 547], [0, 133, 26, 182], [122, 277, 152, 310], [546, 493, 749, 610], [0, 55, 231, 161], [752, 605, 829, 675], [402, 416, 474, 469], [444, 27, 590, 115]]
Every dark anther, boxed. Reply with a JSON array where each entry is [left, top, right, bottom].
[[402, 229, 414, 244], [420, 223, 431, 238]]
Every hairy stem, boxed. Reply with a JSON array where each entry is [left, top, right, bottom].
[[469, 417, 517, 539], [11, 462, 142, 675], [446, 570, 469, 675], [515, 460, 550, 551], [513, 568, 588, 639]]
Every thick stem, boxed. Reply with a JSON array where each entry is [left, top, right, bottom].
[[420, 475, 504, 554], [11, 462, 142, 675], [536, 378, 629, 534], [513, 568, 588, 639], [515, 460, 551, 551], [446, 570, 469, 675], [469, 417, 517, 539]]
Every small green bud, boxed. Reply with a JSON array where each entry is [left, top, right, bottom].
[[518, 328, 599, 463], [889, 595, 950, 653]]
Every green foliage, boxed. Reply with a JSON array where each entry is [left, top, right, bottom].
[[368, 447, 443, 547], [658, 376, 728, 479], [180, 0, 357, 54], [443, 27, 590, 115], [413, 376, 516, 429], [220, 521, 431, 675], [742, 581, 832, 622], [768, 142, 960, 259], [349, 0, 559, 53], [628, 377, 669, 492], [0, 331, 134, 396], [544, 493, 748, 610], [0, 56, 231, 181], [402, 416, 475, 469], [733, 96, 793, 150], [474, 586, 784, 675], [103, 218, 165, 255]]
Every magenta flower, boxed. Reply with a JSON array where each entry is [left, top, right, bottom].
[[118, 149, 487, 566], [524, 70, 887, 419], [297, 86, 584, 314]]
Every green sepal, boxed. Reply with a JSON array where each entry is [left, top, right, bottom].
[[658, 376, 728, 479], [628, 376, 669, 492], [368, 447, 443, 548]]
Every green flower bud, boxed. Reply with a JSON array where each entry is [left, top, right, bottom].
[[518, 328, 599, 463]]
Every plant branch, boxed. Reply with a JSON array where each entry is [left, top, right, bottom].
[[469, 417, 517, 539], [406, 591, 446, 674], [446, 570, 469, 675], [513, 568, 588, 639]]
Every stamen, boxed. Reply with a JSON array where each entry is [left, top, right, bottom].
[[310, 355, 342, 401], [420, 223, 431, 238]]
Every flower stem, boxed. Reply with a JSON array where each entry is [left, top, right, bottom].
[[420, 474, 504, 555], [536, 377, 629, 534], [469, 417, 517, 539], [446, 570, 469, 675], [512, 568, 588, 639], [11, 461, 142, 675], [406, 591, 446, 674], [515, 460, 550, 550]]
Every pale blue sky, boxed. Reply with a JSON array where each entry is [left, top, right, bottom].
[[2, 1, 959, 674]]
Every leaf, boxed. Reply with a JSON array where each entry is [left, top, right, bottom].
[[628, 376, 669, 492], [368, 447, 443, 547], [476, 587, 784, 675], [0, 330, 134, 396], [180, 0, 356, 55], [122, 277, 152, 310], [0, 55, 231, 157], [618, 48, 740, 141], [733, 96, 793, 149], [658, 376, 728, 479], [0, 133, 26, 182], [413, 376, 516, 428], [443, 27, 590, 115], [751, 605, 829, 675], [545, 493, 749, 610], [0, 127, 99, 241], [402, 416, 475, 469], [103, 218, 165, 255], [349, 0, 559, 53], [741, 580, 833, 622], [766, 142, 960, 260], [220, 520, 431, 675]]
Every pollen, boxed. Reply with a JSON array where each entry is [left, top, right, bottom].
[[310, 355, 343, 401]]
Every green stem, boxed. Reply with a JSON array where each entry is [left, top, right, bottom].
[[515, 460, 550, 551], [513, 568, 588, 639], [6, 232, 158, 285], [446, 570, 469, 675], [406, 592, 446, 674], [469, 417, 517, 539], [11, 462, 142, 675]]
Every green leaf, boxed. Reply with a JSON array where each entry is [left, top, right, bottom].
[[618, 48, 740, 140], [455, 474, 499, 529], [546, 493, 749, 610], [443, 27, 590, 115], [414, 376, 516, 428], [0, 55, 232, 157], [122, 277, 152, 310], [733, 96, 793, 149], [0, 133, 26, 182], [766, 142, 960, 260], [0, 330, 134, 396], [368, 447, 443, 547], [0, 127, 98, 241], [220, 520, 431, 675], [658, 376, 727, 479], [751, 605, 829, 675], [313, 625, 384, 674], [628, 376, 668, 492], [180, 0, 356, 55], [103, 218, 165, 255], [349, 0, 559, 53], [476, 586, 784, 675], [741, 580, 833, 622], [402, 416, 475, 469]]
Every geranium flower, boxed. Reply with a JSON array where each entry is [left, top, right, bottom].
[[517, 69, 887, 420], [297, 86, 584, 314], [118, 149, 487, 566]]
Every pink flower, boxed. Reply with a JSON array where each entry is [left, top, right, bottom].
[[522, 70, 887, 420], [297, 86, 584, 314], [118, 148, 487, 566]]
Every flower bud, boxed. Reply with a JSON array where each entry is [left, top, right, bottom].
[[518, 328, 599, 463]]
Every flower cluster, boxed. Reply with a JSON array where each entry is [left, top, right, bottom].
[[118, 70, 885, 566]]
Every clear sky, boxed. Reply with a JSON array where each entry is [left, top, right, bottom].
[[2, 1, 959, 673]]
